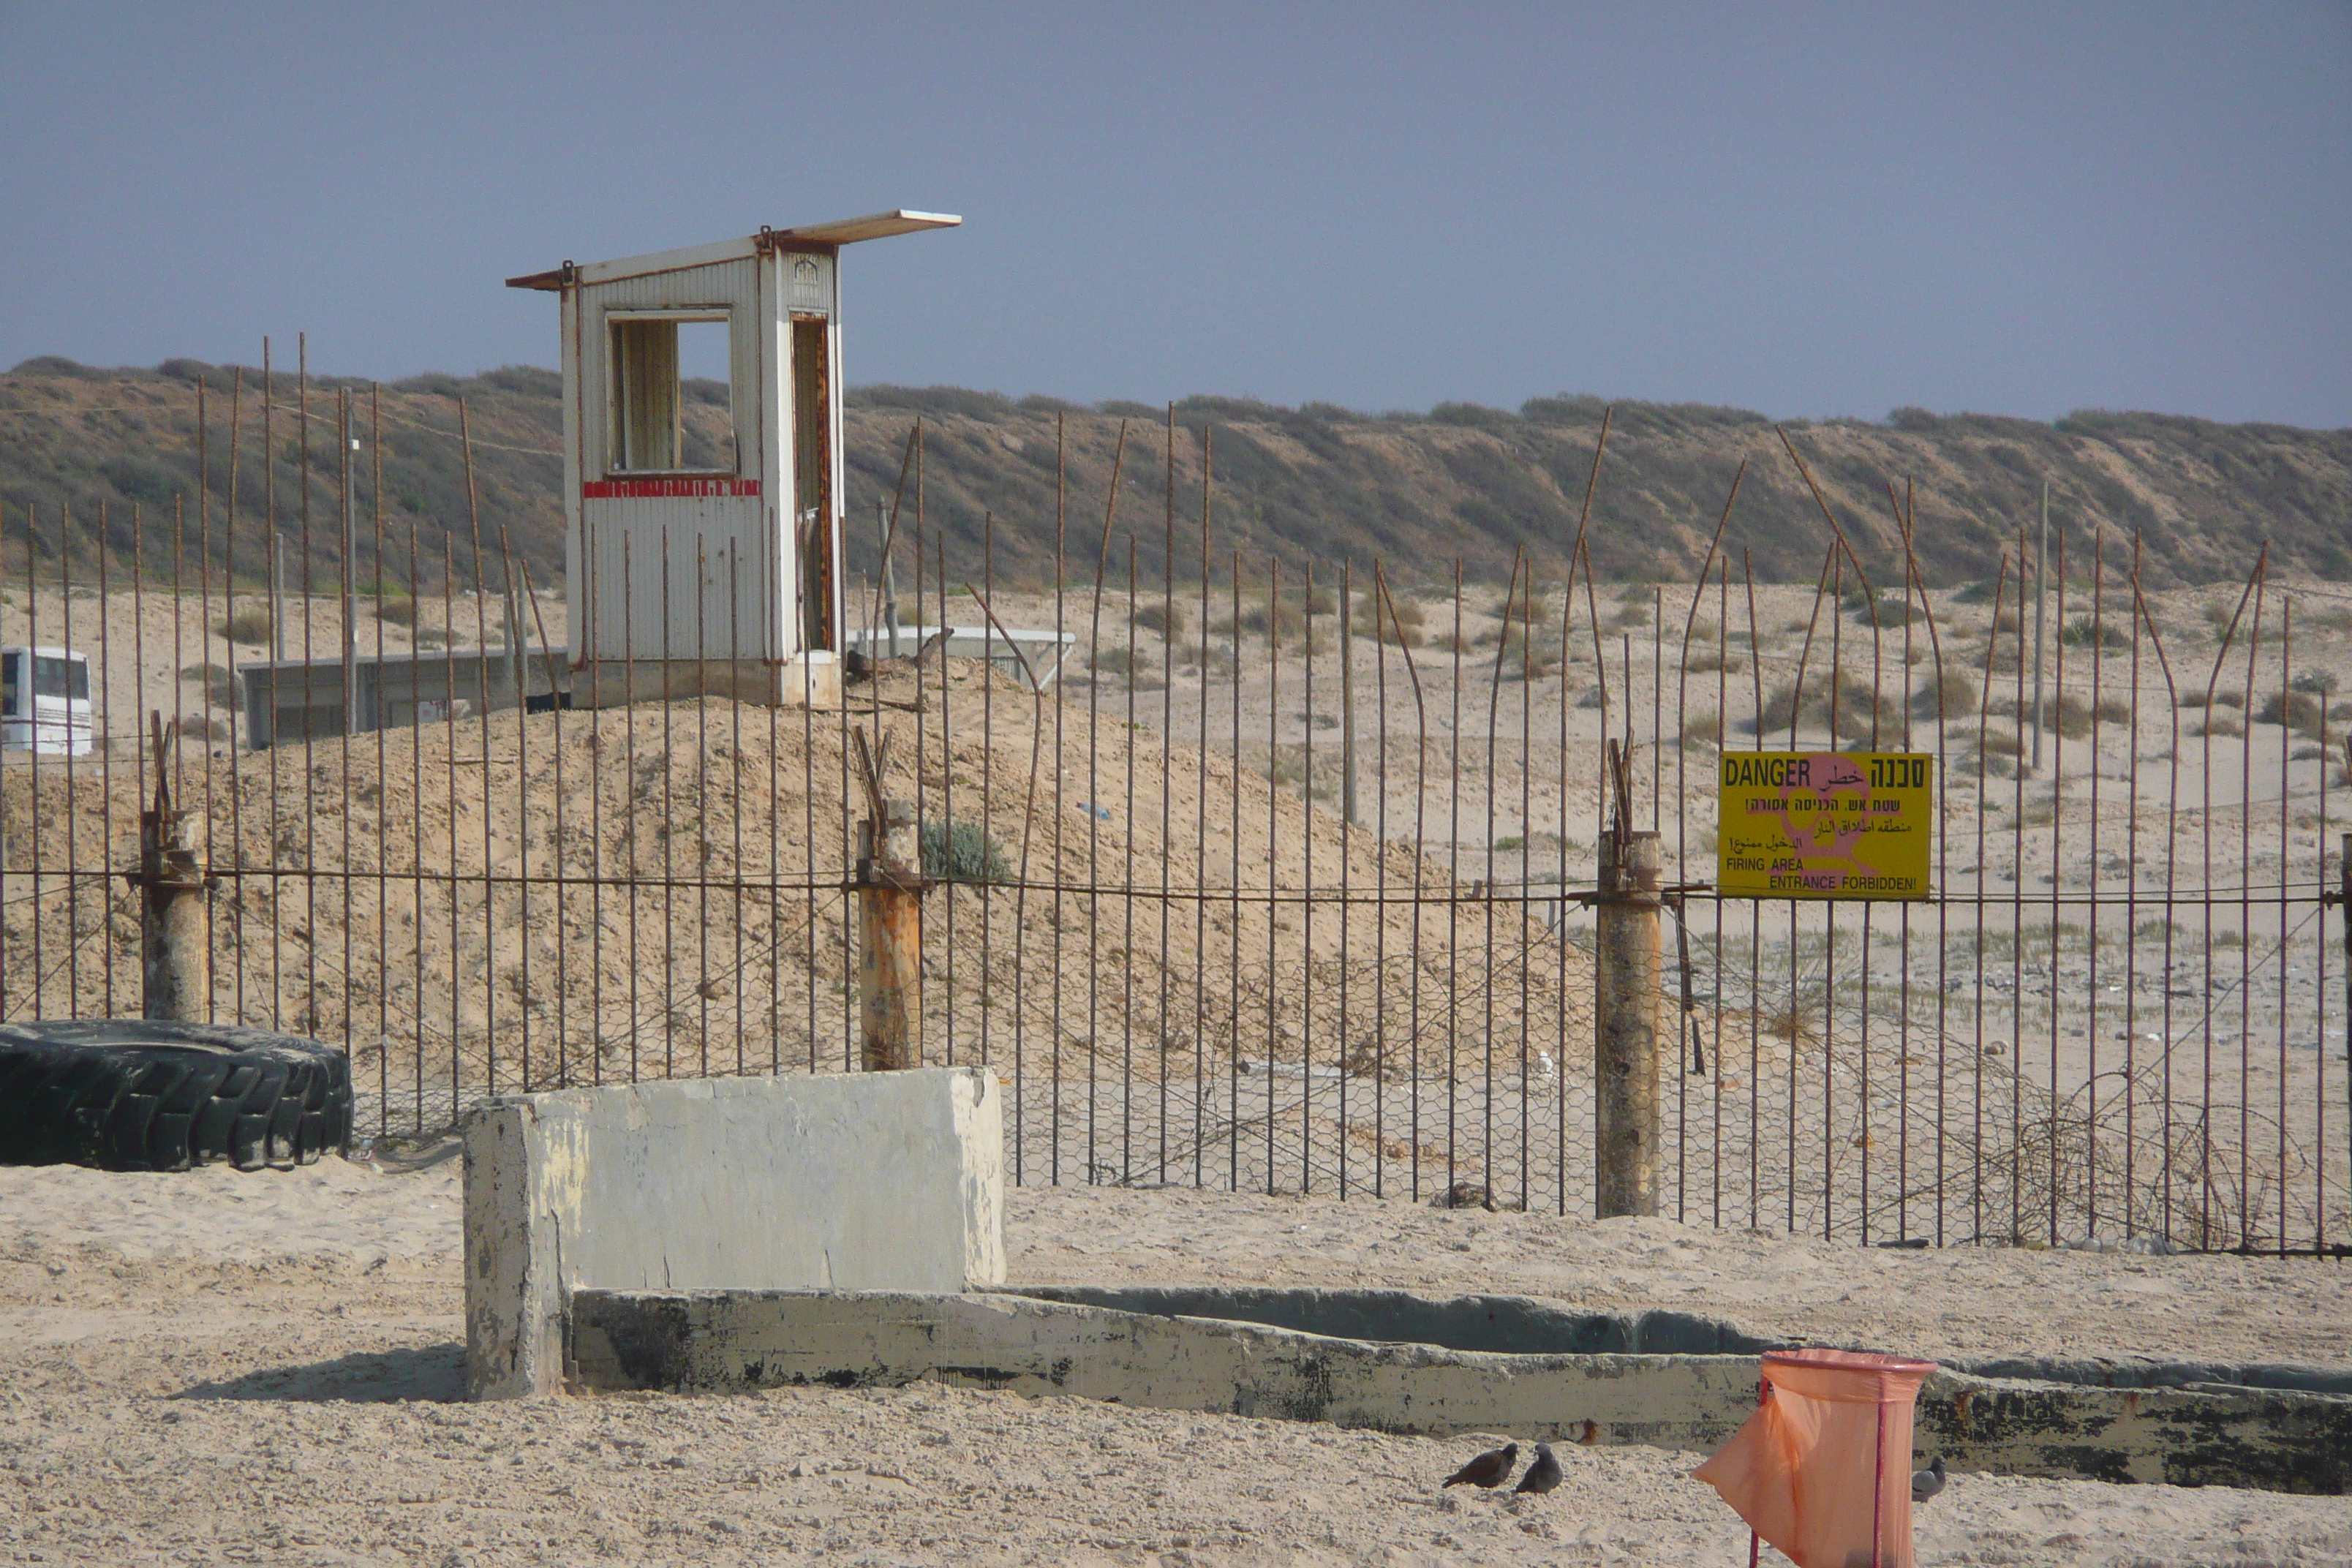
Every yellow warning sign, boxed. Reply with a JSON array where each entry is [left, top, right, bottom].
[[1716, 752, 1933, 900]]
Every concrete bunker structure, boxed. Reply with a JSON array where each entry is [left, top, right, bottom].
[[238, 643, 571, 749], [507, 211, 959, 709], [461, 1071, 2348, 1495]]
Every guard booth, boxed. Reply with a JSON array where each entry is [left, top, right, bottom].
[[507, 211, 960, 707]]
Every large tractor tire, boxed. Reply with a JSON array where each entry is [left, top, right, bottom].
[[0, 1020, 353, 1172]]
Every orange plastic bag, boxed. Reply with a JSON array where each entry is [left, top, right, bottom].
[[1693, 1348, 1937, 1568]]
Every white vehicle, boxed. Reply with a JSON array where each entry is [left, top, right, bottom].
[[0, 646, 94, 755]]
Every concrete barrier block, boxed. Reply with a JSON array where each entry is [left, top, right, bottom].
[[463, 1066, 1003, 1399]]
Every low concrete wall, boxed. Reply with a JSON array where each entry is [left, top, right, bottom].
[[570, 1287, 1764, 1449], [463, 1068, 1004, 1399], [1017, 1284, 1783, 1357], [566, 1288, 2351, 1495], [1025, 1284, 2352, 1396]]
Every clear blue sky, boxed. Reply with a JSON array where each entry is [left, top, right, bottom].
[[4, 2, 2348, 426]]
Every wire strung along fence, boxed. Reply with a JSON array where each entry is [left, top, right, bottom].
[[0, 369, 2345, 1256]]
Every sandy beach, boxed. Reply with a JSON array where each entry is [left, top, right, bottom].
[[3, 1153, 2347, 1567]]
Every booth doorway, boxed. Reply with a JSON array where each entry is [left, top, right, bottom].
[[792, 314, 834, 653]]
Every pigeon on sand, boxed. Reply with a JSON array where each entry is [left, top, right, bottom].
[[1513, 1443, 1562, 1495], [1911, 1455, 1947, 1504], [1441, 1442, 1518, 1488]]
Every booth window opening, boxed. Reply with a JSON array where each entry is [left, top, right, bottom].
[[607, 311, 738, 474]]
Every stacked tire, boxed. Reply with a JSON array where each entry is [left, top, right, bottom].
[[0, 1020, 353, 1172]]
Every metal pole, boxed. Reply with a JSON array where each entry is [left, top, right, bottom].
[[2032, 479, 2048, 772], [342, 395, 358, 725], [505, 578, 523, 709], [135, 715, 209, 1020], [270, 532, 284, 666], [880, 498, 900, 660], [1596, 743, 1663, 1217], [1342, 560, 1357, 825], [854, 731, 923, 1070]]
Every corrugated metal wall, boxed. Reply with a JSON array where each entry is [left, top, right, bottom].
[[576, 255, 785, 663]]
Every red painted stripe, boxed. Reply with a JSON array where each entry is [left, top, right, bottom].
[[582, 478, 761, 500]]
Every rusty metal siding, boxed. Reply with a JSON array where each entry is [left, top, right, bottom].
[[561, 282, 587, 668], [826, 313, 846, 649], [758, 252, 790, 659], [580, 495, 772, 662]]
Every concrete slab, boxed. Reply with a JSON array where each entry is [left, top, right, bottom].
[[569, 1286, 1765, 1446], [1024, 1284, 2352, 1396], [463, 1067, 1003, 1399], [1017, 1284, 1782, 1356], [565, 1286, 2351, 1494]]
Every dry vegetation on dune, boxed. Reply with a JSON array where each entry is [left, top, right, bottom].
[[9, 359, 2352, 598]]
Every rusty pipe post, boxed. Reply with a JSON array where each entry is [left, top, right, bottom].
[[857, 796, 924, 1071], [1595, 828, 1664, 1217], [133, 718, 211, 1021]]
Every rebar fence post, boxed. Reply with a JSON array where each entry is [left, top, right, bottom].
[[854, 731, 924, 1071], [1596, 821, 1664, 1218], [132, 715, 211, 1022]]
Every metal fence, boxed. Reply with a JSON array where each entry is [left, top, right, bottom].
[[3, 392, 2346, 1255]]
